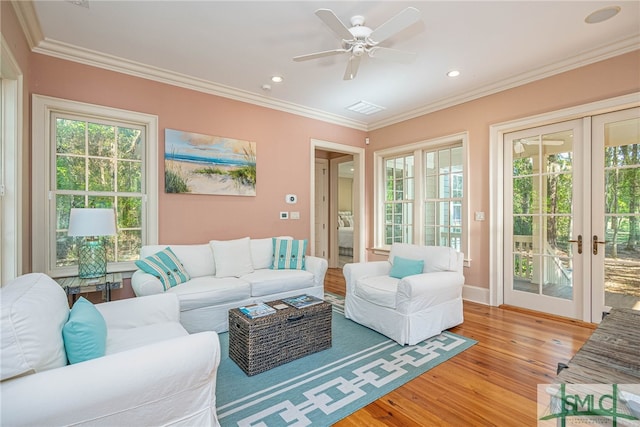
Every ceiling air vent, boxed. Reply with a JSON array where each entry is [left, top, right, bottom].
[[346, 101, 385, 115]]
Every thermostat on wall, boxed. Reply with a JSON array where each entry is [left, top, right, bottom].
[[286, 194, 297, 204]]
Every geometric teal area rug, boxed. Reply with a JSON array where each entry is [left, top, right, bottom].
[[216, 293, 476, 426]]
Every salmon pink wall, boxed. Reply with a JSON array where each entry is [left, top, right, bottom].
[[28, 54, 366, 245], [367, 51, 640, 290]]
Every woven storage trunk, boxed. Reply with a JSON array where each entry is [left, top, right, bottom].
[[228, 300, 332, 376]]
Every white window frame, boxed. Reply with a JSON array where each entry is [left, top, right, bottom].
[[373, 132, 470, 262], [32, 95, 158, 277]]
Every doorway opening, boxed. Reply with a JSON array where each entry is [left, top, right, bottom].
[[310, 139, 364, 269]]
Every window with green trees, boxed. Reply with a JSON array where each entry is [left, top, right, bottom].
[[378, 137, 466, 254], [53, 114, 144, 269]]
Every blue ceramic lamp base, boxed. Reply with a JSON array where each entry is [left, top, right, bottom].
[[78, 240, 107, 279]]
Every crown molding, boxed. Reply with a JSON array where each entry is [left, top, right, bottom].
[[11, 0, 42, 50], [368, 35, 640, 130]]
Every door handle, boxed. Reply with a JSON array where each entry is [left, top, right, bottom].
[[568, 235, 582, 254], [592, 235, 608, 255]]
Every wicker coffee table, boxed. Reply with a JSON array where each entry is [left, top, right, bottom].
[[228, 299, 332, 376]]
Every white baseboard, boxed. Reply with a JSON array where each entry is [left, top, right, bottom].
[[462, 284, 490, 305]]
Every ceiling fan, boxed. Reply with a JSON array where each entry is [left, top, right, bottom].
[[513, 138, 565, 154], [293, 7, 421, 80]]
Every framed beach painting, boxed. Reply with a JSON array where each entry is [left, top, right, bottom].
[[164, 129, 256, 196]]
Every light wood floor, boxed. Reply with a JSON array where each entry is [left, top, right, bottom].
[[324, 268, 596, 426]]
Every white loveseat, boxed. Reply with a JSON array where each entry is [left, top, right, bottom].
[[1, 273, 221, 427], [131, 237, 328, 333], [344, 243, 465, 345]]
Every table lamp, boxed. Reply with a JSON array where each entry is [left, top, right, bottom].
[[67, 208, 117, 278]]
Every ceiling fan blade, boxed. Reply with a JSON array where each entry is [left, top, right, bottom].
[[343, 55, 361, 80], [368, 46, 416, 63], [293, 49, 348, 62], [315, 9, 354, 41], [368, 7, 421, 44]]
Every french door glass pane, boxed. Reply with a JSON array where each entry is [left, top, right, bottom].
[[512, 130, 574, 300], [603, 117, 640, 309]]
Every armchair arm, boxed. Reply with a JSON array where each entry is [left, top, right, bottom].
[[131, 269, 164, 296], [305, 256, 328, 288], [396, 272, 464, 314], [343, 261, 391, 294], [1, 332, 221, 427], [96, 293, 180, 329]]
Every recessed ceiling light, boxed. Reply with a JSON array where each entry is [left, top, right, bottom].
[[585, 6, 621, 24], [271, 76, 284, 83], [447, 70, 460, 78]]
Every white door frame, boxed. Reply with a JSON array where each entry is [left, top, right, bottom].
[[310, 139, 365, 264], [314, 158, 329, 259], [489, 93, 640, 318], [1, 37, 24, 282]]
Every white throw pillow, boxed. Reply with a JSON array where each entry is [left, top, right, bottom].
[[250, 238, 274, 270], [210, 237, 254, 278]]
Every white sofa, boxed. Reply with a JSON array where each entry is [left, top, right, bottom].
[[343, 243, 464, 346], [1, 273, 221, 427], [131, 237, 328, 333]]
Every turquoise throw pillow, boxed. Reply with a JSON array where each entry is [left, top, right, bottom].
[[62, 297, 107, 364], [135, 247, 190, 291], [389, 256, 425, 279], [272, 238, 307, 270]]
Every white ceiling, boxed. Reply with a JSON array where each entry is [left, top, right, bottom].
[[21, 1, 640, 130]]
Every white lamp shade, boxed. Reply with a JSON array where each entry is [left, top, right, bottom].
[[68, 208, 117, 237]]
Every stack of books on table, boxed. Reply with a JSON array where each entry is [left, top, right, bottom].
[[239, 303, 276, 319], [282, 294, 323, 309]]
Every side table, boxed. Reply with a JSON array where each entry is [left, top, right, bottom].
[[56, 273, 123, 304]]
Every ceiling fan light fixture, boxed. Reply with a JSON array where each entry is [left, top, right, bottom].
[[585, 6, 621, 24]]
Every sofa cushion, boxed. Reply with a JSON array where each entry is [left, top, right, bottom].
[[141, 244, 215, 278], [167, 276, 251, 311], [135, 247, 190, 290], [354, 275, 400, 309], [1, 273, 69, 381], [389, 256, 424, 279], [105, 322, 188, 355], [210, 237, 254, 278], [62, 297, 107, 364], [272, 238, 307, 270], [389, 244, 460, 273], [242, 269, 314, 297]]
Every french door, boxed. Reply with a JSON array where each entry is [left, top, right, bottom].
[[504, 108, 640, 322], [591, 108, 640, 317]]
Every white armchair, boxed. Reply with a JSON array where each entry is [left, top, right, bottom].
[[343, 244, 465, 345], [1, 273, 221, 427]]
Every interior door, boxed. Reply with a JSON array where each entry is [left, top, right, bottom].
[[591, 107, 640, 317], [504, 120, 584, 319]]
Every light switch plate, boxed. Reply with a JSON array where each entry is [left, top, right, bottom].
[[475, 211, 485, 221]]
